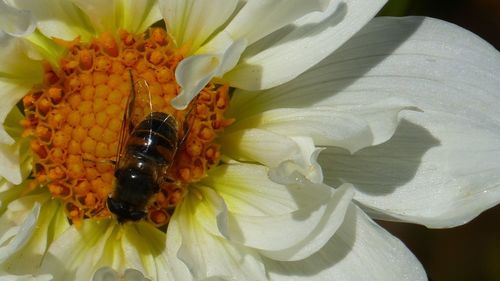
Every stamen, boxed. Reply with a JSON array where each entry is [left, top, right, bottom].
[[22, 28, 232, 227]]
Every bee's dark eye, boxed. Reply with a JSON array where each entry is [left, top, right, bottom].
[[107, 197, 123, 215]]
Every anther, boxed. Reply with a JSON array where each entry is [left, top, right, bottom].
[[150, 210, 169, 225], [98, 32, 119, 57], [79, 49, 93, 70]]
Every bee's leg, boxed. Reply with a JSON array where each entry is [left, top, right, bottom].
[[158, 164, 176, 185]]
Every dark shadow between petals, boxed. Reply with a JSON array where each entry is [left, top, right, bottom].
[[242, 2, 348, 59], [264, 204, 357, 278], [321, 119, 440, 195]]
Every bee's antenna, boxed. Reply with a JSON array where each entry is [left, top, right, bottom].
[[179, 94, 200, 145]]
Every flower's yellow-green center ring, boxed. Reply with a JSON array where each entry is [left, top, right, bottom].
[[21, 28, 232, 227]]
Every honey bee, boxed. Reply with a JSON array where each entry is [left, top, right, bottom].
[[107, 71, 188, 223]]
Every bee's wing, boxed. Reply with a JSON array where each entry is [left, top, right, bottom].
[[134, 78, 154, 120], [115, 71, 153, 170]]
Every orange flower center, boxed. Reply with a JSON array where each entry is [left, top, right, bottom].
[[21, 28, 232, 227]]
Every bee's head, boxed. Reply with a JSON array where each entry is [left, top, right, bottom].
[[107, 197, 146, 223]]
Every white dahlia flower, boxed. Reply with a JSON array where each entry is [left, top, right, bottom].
[[0, 0, 498, 280]]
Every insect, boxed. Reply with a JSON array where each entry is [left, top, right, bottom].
[[107, 71, 188, 223]]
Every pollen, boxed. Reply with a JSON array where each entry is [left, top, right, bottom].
[[22, 28, 232, 227]]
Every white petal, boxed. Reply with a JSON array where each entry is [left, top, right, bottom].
[[0, 104, 32, 185], [173, 37, 248, 110], [201, 163, 353, 261], [0, 196, 55, 280], [40, 221, 119, 281], [171, 0, 331, 110], [0, 35, 43, 78], [0, 35, 43, 145], [219, 129, 323, 183], [0, 183, 26, 221], [3, 196, 68, 275], [228, 99, 414, 153], [164, 216, 194, 281], [0, 144, 21, 185], [0, 1, 35, 37], [0, 203, 39, 263], [9, 0, 94, 41], [171, 54, 220, 110], [184, 185, 229, 238], [0, 34, 42, 79], [0, 81, 29, 145], [168, 190, 266, 281], [203, 163, 311, 216], [209, 0, 330, 46], [240, 183, 353, 261], [318, 17, 500, 228], [159, 0, 239, 52], [42, 220, 174, 281], [220, 128, 299, 167], [121, 222, 181, 281], [224, 0, 388, 90], [72, 0, 161, 35], [268, 136, 324, 185], [266, 204, 427, 281]]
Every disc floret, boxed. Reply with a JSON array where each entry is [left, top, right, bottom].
[[22, 28, 232, 227]]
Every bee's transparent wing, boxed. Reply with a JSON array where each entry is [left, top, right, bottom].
[[115, 71, 153, 170], [133, 78, 154, 122]]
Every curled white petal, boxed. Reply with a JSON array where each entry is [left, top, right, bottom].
[[224, 0, 388, 90], [266, 204, 427, 281], [123, 269, 150, 281], [0, 203, 40, 263], [268, 136, 324, 185], [220, 130, 323, 184], [202, 163, 354, 261], [173, 37, 247, 110], [92, 267, 150, 281], [8, 0, 94, 41], [1, 193, 68, 276], [92, 267, 119, 281], [172, 0, 332, 109], [229, 88, 414, 153], [0, 35, 43, 145], [168, 187, 266, 281]]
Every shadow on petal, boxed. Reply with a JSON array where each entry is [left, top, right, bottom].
[[224, 2, 348, 90], [265, 204, 427, 280], [321, 119, 440, 195], [241, 2, 348, 59], [228, 17, 424, 117], [263, 204, 356, 277]]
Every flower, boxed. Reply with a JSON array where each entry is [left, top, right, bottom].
[[0, 0, 499, 281]]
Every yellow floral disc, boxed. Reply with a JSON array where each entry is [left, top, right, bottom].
[[21, 28, 232, 227]]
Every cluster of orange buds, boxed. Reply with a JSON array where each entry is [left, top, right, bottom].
[[21, 28, 232, 227]]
